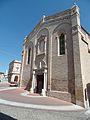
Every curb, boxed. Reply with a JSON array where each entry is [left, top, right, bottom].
[[0, 98, 84, 111], [0, 87, 84, 111]]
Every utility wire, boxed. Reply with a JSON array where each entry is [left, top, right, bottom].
[[0, 49, 18, 58]]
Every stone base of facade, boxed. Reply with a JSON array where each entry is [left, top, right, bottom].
[[20, 79, 32, 91], [76, 100, 84, 107], [47, 91, 71, 102]]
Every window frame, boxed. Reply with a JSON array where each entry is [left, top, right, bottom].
[[37, 35, 46, 55], [58, 33, 66, 56], [27, 48, 31, 64]]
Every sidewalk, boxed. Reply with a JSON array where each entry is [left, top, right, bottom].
[[0, 86, 84, 111]]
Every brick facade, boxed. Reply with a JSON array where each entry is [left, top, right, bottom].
[[20, 5, 90, 108]]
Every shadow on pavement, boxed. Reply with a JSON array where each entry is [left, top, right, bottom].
[[0, 112, 17, 120]]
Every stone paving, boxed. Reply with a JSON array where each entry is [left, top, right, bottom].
[[0, 82, 10, 89], [0, 82, 84, 111], [0, 88, 73, 106], [0, 82, 90, 120]]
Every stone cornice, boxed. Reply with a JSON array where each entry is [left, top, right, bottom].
[[24, 9, 71, 42]]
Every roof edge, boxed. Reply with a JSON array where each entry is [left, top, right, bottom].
[[81, 26, 90, 36]]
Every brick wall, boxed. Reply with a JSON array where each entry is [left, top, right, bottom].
[[51, 79, 68, 91], [47, 91, 71, 102]]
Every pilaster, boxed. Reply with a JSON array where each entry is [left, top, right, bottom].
[[41, 69, 47, 96], [71, 5, 84, 106], [30, 71, 36, 93]]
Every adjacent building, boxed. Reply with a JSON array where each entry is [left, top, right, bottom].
[[0, 72, 4, 82], [8, 60, 21, 84], [20, 5, 90, 108]]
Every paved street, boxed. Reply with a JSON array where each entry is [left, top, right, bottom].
[[0, 81, 10, 89], [0, 82, 90, 120], [0, 104, 90, 120]]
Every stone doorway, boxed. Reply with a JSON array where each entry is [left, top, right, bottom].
[[36, 74, 44, 94]]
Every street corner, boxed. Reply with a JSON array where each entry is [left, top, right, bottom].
[[0, 87, 84, 111]]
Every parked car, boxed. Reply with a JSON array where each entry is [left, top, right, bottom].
[[9, 81, 18, 87]]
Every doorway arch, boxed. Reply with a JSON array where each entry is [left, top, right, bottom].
[[36, 74, 44, 94], [14, 76, 18, 82]]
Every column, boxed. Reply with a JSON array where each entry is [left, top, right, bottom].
[[37, 42, 40, 54], [33, 39, 37, 69], [85, 87, 89, 108], [30, 71, 35, 93], [44, 37, 47, 55], [41, 69, 47, 96], [44, 37, 47, 67]]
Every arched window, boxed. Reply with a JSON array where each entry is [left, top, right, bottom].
[[37, 35, 45, 54], [59, 33, 65, 55], [39, 40, 44, 53], [27, 48, 31, 64], [24, 50, 27, 65]]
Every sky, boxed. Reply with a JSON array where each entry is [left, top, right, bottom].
[[0, 0, 90, 73]]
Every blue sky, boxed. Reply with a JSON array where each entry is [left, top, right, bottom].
[[0, 0, 90, 73]]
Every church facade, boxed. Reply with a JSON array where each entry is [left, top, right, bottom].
[[20, 5, 90, 108]]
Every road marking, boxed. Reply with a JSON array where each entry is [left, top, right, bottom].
[[0, 87, 18, 91]]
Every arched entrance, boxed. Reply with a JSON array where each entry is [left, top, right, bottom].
[[36, 74, 44, 94], [14, 76, 18, 82], [31, 69, 47, 96]]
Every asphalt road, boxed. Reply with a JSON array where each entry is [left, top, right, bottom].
[[0, 104, 90, 120]]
